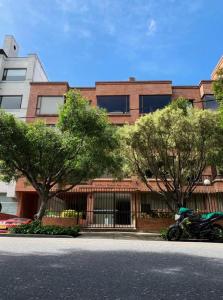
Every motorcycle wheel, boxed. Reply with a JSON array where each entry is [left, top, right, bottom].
[[167, 226, 182, 241], [209, 224, 223, 241]]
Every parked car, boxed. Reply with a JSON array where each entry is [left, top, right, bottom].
[[0, 218, 32, 231]]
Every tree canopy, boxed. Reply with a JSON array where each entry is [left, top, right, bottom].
[[213, 68, 223, 104], [212, 69, 223, 173], [120, 98, 221, 210], [0, 90, 122, 219]]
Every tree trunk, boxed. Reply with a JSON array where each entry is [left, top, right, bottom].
[[35, 196, 48, 220]]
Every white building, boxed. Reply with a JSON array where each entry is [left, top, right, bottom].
[[0, 35, 48, 214]]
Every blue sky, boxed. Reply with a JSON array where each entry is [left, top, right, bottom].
[[0, 0, 222, 86]]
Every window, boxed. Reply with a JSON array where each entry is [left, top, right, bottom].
[[203, 95, 218, 110], [2, 68, 26, 81], [36, 96, 64, 115], [139, 95, 171, 114], [97, 95, 129, 114], [0, 96, 22, 110], [187, 99, 194, 108], [0, 194, 18, 215], [141, 193, 175, 213]]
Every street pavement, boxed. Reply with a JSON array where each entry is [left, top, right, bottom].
[[0, 237, 223, 299]]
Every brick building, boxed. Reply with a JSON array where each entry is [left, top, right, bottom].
[[14, 66, 223, 231]]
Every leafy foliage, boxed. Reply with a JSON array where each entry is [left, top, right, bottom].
[[60, 210, 82, 218], [120, 98, 221, 210], [0, 90, 122, 219], [213, 68, 223, 104], [160, 228, 168, 240], [9, 220, 80, 236]]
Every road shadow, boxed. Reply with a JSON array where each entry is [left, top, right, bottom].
[[0, 249, 223, 299]]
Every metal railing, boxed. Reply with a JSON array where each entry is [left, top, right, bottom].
[[42, 188, 223, 228]]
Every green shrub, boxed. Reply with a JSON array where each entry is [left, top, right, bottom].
[[9, 220, 80, 236], [45, 210, 60, 217], [60, 209, 82, 218], [160, 228, 168, 240]]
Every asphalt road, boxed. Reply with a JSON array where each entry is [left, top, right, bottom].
[[0, 237, 223, 300]]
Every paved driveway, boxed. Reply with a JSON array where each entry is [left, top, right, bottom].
[[0, 237, 223, 300]]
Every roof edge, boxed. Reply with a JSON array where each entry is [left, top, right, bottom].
[[95, 80, 172, 85]]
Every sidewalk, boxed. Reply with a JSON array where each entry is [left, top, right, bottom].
[[79, 231, 162, 240]]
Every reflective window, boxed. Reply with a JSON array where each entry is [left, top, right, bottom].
[[97, 95, 129, 114], [203, 95, 218, 110], [139, 95, 171, 114], [0, 194, 18, 215], [2, 68, 26, 81], [36, 96, 64, 115], [0, 96, 22, 110]]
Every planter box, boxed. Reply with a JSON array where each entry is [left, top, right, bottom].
[[137, 217, 174, 232], [42, 216, 86, 227]]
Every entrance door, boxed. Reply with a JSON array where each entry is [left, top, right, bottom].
[[115, 196, 131, 225], [93, 192, 131, 227]]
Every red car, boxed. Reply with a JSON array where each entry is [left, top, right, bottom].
[[0, 218, 32, 232]]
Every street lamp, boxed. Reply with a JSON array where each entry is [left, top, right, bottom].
[[203, 178, 211, 186]]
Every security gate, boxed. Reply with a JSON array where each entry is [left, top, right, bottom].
[[44, 188, 136, 229], [93, 192, 132, 228]]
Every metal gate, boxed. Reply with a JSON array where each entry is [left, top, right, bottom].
[[44, 188, 136, 228]]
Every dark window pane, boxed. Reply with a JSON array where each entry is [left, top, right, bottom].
[[97, 95, 129, 114], [203, 95, 218, 110], [2, 69, 26, 81], [0, 96, 22, 109], [139, 95, 171, 113]]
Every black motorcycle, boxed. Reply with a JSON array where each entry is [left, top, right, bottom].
[[167, 207, 223, 241]]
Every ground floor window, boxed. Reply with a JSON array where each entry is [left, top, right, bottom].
[[0, 194, 18, 215], [45, 193, 87, 217], [140, 193, 174, 214]]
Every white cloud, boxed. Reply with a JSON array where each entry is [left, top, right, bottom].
[[146, 19, 157, 36]]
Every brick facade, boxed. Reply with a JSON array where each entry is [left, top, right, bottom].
[[14, 78, 223, 231]]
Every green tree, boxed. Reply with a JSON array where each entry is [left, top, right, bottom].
[[120, 98, 220, 210], [212, 69, 223, 174], [0, 90, 122, 219], [213, 68, 223, 103]]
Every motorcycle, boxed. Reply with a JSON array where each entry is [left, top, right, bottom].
[[167, 207, 223, 241]]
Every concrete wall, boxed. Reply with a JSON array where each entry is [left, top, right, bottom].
[[0, 54, 47, 119], [0, 36, 48, 198]]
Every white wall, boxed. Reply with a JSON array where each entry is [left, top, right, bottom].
[[0, 55, 47, 119], [0, 40, 48, 199]]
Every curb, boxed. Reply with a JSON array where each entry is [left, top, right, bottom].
[[0, 233, 77, 238], [0, 232, 162, 240]]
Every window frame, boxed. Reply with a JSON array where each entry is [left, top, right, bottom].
[[202, 94, 218, 110], [97, 95, 130, 114], [139, 94, 171, 114], [36, 95, 65, 116], [0, 95, 22, 110], [2, 68, 27, 81]]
